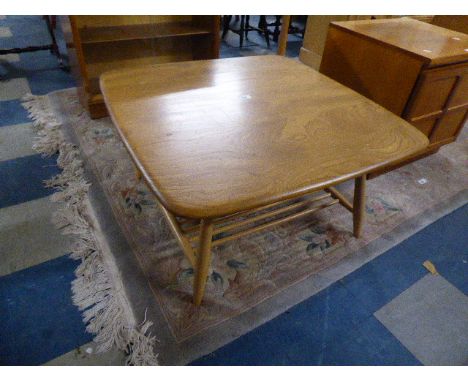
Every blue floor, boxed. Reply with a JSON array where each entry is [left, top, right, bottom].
[[192, 205, 467, 365], [0, 99, 30, 126], [0, 16, 90, 366], [0, 256, 93, 365], [0, 154, 60, 209], [1, 15, 467, 365]]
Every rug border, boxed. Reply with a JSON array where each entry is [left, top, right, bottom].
[[22, 90, 159, 365]]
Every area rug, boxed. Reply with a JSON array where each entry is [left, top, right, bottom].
[[24, 88, 467, 365]]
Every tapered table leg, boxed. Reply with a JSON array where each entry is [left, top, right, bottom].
[[136, 168, 142, 181], [193, 219, 214, 305], [353, 175, 367, 238]]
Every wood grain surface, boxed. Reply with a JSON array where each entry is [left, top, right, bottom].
[[331, 17, 468, 68], [101, 55, 428, 218]]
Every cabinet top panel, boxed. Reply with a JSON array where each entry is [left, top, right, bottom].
[[332, 17, 468, 67]]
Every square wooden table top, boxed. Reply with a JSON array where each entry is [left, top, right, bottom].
[[100, 55, 428, 219]]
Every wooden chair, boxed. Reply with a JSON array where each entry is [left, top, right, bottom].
[[0, 16, 63, 67], [260, 16, 282, 42]]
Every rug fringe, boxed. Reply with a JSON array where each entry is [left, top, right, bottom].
[[22, 93, 159, 366]]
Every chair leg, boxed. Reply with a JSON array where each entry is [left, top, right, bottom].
[[258, 15, 266, 29], [264, 22, 271, 49], [44, 16, 59, 58], [193, 219, 214, 305], [245, 15, 251, 41], [273, 16, 281, 42], [222, 15, 231, 39], [353, 175, 367, 238], [239, 16, 245, 48]]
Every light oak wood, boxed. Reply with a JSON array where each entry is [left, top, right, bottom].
[[60, 15, 220, 119], [327, 186, 353, 212], [277, 16, 291, 56], [320, 21, 426, 116], [177, 192, 338, 246], [193, 219, 214, 305], [74, 16, 193, 28], [158, 203, 197, 268], [182, 192, 329, 236], [188, 193, 332, 242], [353, 175, 366, 238], [328, 17, 468, 67], [320, 17, 468, 176], [102, 55, 428, 304], [101, 55, 428, 219], [299, 16, 396, 70], [210, 199, 339, 248], [135, 168, 143, 181], [404, 62, 468, 148], [410, 16, 435, 24], [299, 16, 438, 71], [146, 188, 358, 303], [79, 22, 212, 44], [431, 16, 468, 35]]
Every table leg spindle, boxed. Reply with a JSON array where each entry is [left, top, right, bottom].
[[353, 175, 367, 238], [193, 219, 214, 305], [136, 168, 142, 181]]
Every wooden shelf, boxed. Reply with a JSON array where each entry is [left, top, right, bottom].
[[79, 22, 212, 44], [62, 15, 220, 118], [85, 49, 195, 94]]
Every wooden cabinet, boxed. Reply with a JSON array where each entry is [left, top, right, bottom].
[[298, 16, 435, 71], [432, 16, 468, 35], [319, 18, 468, 176], [61, 16, 220, 119], [299, 16, 396, 70]]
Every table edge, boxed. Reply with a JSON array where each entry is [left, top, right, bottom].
[[100, 58, 429, 219]]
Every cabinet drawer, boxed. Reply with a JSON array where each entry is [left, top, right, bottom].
[[406, 62, 468, 121], [430, 109, 467, 144], [405, 62, 468, 142]]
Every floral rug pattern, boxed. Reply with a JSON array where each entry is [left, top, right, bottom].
[[56, 90, 467, 341]]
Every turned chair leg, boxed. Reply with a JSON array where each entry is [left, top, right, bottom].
[[353, 175, 367, 238], [193, 219, 214, 305]]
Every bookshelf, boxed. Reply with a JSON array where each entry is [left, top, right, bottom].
[[61, 16, 220, 118]]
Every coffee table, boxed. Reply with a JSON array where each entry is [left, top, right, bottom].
[[100, 56, 428, 305]]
